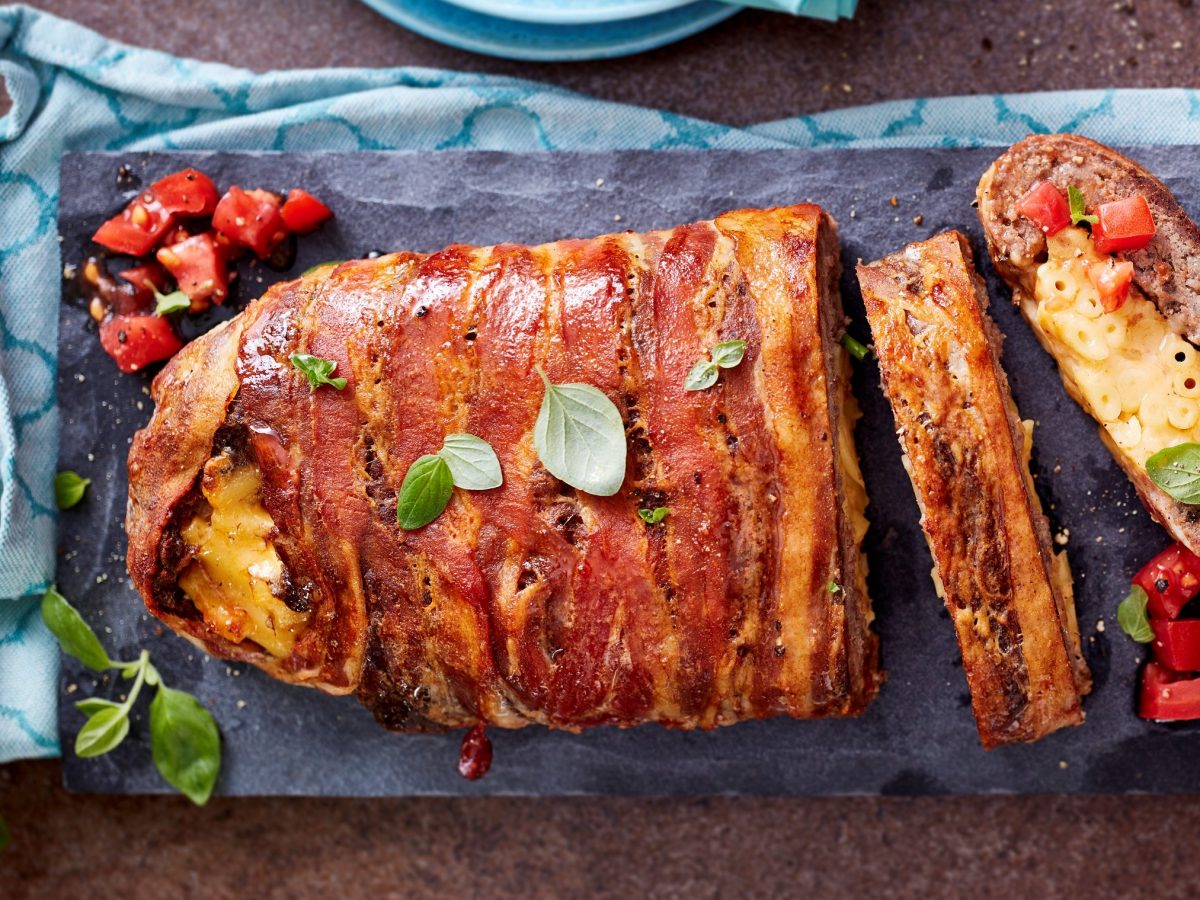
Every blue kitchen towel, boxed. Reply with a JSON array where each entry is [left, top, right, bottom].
[[5, 3, 1200, 762]]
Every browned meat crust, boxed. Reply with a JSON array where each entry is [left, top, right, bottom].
[[857, 231, 1090, 748], [977, 134, 1200, 555], [127, 205, 882, 733], [978, 133, 1200, 342]]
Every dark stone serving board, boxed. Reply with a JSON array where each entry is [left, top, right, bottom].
[[56, 147, 1200, 797]]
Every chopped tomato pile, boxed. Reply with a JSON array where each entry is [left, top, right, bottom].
[[85, 166, 334, 373], [1123, 543, 1200, 720], [1015, 181, 1156, 313]]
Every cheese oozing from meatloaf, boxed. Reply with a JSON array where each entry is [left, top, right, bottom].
[[179, 452, 309, 658], [127, 204, 882, 731], [1029, 225, 1200, 465]]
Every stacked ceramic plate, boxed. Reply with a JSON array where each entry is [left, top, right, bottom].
[[361, 0, 857, 62]]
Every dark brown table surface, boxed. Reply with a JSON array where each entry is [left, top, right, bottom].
[[6, 0, 1200, 896]]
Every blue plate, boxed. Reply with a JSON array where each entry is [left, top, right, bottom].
[[360, 0, 741, 61], [440, 0, 696, 25]]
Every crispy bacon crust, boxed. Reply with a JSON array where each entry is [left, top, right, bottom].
[[857, 232, 1090, 748], [127, 205, 881, 732]]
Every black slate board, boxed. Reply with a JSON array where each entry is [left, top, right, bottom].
[[56, 147, 1200, 797]]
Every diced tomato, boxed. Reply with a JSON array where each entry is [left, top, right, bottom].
[[280, 189, 333, 234], [1151, 620, 1200, 672], [115, 262, 172, 314], [98, 314, 183, 373], [212, 186, 286, 259], [1139, 662, 1200, 720], [156, 232, 229, 309], [1133, 543, 1200, 620], [1016, 180, 1071, 236], [1086, 257, 1135, 312], [92, 194, 174, 256], [1092, 194, 1156, 254], [150, 168, 219, 217]]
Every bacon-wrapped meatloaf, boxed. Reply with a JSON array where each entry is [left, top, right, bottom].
[[127, 204, 881, 733]]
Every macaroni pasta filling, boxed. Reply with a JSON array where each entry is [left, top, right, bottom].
[[1029, 226, 1200, 466]]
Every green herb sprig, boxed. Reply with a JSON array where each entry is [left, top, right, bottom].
[[841, 334, 871, 362], [534, 368, 627, 496], [41, 587, 220, 805], [290, 353, 347, 391], [1146, 443, 1200, 505], [684, 340, 748, 391], [1117, 584, 1154, 644], [153, 288, 191, 316], [1068, 186, 1098, 227], [397, 433, 502, 530], [638, 506, 669, 525], [55, 471, 90, 510]]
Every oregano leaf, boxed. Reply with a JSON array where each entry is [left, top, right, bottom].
[[55, 471, 90, 510], [438, 434, 502, 490], [41, 587, 113, 672], [150, 684, 221, 806], [533, 370, 627, 497], [397, 454, 454, 530], [1146, 443, 1200, 505], [75, 706, 130, 758]]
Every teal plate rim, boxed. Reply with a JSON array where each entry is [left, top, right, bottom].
[[439, 0, 698, 25], [360, 0, 742, 62]]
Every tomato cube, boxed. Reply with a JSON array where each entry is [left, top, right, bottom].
[[1133, 543, 1200, 620], [98, 314, 183, 373], [92, 194, 174, 256], [1139, 662, 1200, 721], [1016, 180, 1071, 236], [280, 189, 334, 234], [1151, 620, 1200, 673], [151, 168, 220, 217], [1086, 257, 1135, 313], [1092, 194, 1156, 254], [213, 186, 286, 259], [156, 232, 229, 309]]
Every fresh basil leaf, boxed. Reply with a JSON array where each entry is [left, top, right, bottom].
[[41, 587, 113, 672], [0, 812, 8, 851], [54, 471, 90, 510], [438, 434, 502, 490], [638, 506, 669, 525], [1068, 186, 1098, 227], [397, 454, 454, 530], [153, 288, 191, 316], [1117, 585, 1155, 644], [75, 697, 122, 716], [534, 371, 627, 497], [290, 353, 347, 391], [711, 339, 748, 369], [75, 706, 130, 758], [684, 360, 718, 392], [841, 334, 871, 362], [150, 685, 221, 806], [1146, 443, 1200, 504]]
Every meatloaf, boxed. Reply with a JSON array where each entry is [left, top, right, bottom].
[[126, 204, 882, 733], [857, 231, 1090, 747]]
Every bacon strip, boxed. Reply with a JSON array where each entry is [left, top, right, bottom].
[[127, 205, 881, 732]]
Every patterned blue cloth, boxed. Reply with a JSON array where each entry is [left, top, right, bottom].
[[5, 3, 1200, 762]]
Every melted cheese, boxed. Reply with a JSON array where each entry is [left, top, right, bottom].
[[179, 456, 309, 657], [1030, 226, 1200, 466], [838, 350, 870, 543]]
